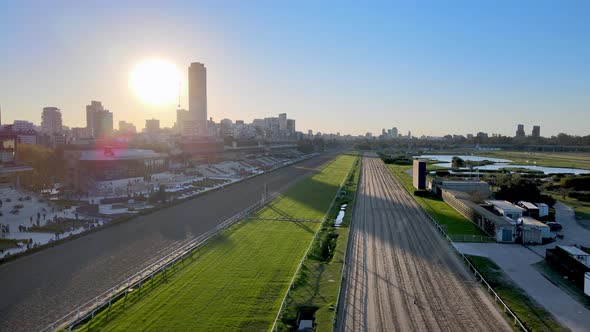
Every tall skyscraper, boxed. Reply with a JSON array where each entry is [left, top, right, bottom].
[[86, 101, 113, 138], [41, 107, 62, 134], [515, 124, 525, 137], [532, 125, 540, 138], [188, 62, 208, 136]]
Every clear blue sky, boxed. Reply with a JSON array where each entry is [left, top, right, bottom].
[[1, 0, 589, 136]]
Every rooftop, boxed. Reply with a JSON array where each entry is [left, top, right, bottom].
[[486, 200, 526, 212], [558, 245, 590, 257], [519, 216, 548, 227], [78, 149, 165, 161], [518, 201, 539, 210]]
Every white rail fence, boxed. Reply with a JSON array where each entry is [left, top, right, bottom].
[[41, 193, 279, 332]]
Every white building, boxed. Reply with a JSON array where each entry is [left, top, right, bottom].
[[486, 200, 525, 221]]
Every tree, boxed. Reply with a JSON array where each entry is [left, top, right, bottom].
[[16, 144, 64, 192], [451, 156, 465, 169]]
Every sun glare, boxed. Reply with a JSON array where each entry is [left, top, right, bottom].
[[130, 59, 181, 105]]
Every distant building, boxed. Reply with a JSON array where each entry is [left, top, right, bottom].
[[118, 121, 137, 134], [278, 113, 287, 137], [287, 119, 296, 137], [86, 101, 113, 139], [188, 62, 208, 136], [71, 127, 91, 140], [176, 109, 189, 136], [476, 132, 488, 139], [515, 124, 525, 138], [264, 117, 280, 138], [41, 107, 62, 134], [412, 159, 427, 190], [145, 119, 160, 133], [391, 127, 398, 138], [532, 125, 540, 138], [13, 120, 35, 132], [219, 118, 233, 137]]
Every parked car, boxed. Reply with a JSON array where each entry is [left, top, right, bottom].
[[546, 222, 563, 232]]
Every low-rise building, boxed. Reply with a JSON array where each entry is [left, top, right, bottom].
[[518, 201, 540, 218], [485, 200, 525, 221], [442, 190, 516, 243], [518, 216, 551, 244], [63, 146, 166, 190], [535, 203, 549, 217]]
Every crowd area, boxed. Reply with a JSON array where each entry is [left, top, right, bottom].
[[0, 152, 312, 259]]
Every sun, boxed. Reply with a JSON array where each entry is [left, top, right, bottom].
[[130, 59, 181, 105]]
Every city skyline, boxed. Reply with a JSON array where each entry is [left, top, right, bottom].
[[1, 1, 589, 137]]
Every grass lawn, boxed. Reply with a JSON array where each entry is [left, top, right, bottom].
[[479, 151, 590, 170], [252, 155, 356, 221], [466, 255, 568, 332], [79, 154, 355, 331], [279, 154, 361, 331], [387, 164, 488, 238]]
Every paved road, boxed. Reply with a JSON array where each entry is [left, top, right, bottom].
[[528, 201, 590, 257], [456, 242, 590, 332], [0, 153, 337, 332], [338, 155, 511, 331]]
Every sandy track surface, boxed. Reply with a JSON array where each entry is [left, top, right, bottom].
[[338, 156, 511, 331], [0, 153, 337, 332]]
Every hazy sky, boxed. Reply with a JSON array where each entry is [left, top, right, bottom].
[[1, 0, 589, 137]]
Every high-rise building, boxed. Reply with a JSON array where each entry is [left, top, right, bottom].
[[391, 127, 398, 138], [176, 109, 189, 136], [278, 113, 287, 137], [145, 119, 160, 133], [188, 62, 208, 136], [86, 101, 103, 136], [264, 117, 280, 138], [286, 119, 296, 137], [41, 107, 62, 134], [219, 118, 233, 137], [86, 101, 113, 138], [532, 125, 540, 138], [515, 124, 525, 138]]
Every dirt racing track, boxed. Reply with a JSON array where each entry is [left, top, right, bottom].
[[338, 155, 511, 331], [0, 153, 337, 332]]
